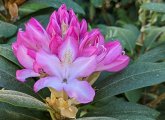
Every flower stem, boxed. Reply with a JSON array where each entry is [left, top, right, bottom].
[[48, 110, 57, 120]]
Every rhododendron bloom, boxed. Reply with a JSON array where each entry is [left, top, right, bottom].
[[12, 4, 129, 104]]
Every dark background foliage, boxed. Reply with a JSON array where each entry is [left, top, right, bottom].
[[0, 0, 165, 120]]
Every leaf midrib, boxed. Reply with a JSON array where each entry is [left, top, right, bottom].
[[97, 67, 165, 92]]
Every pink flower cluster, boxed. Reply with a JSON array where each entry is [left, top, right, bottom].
[[12, 4, 129, 103]]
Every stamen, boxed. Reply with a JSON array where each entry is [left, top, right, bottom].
[[40, 72, 48, 78], [63, 50, 72, 64], [61, 21, 68, 37], [39, 69, 48, 78]]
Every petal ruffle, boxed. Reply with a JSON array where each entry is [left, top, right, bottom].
[[64, 79, 95, 103], [16, 69, 39, 82], [34, 77, 63, 92]]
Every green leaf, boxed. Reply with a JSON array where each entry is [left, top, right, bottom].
[[19, 2, 49, 17], [59, 0, 85, 15], [16, 12, 52, 29], [0, 102, 49, 120], [157, 101, 165, 120], [90, 0, 104, 8], [85, 97, 159, 120], [0, 90, 48, 111], [0, 44, 20, 66], [0, 20, 17, 38], [94, 71, 112, 86], [141, 3, 165, 13], [0, 56, 40, 99], [34, 14, 51, 28], [123, 24, 140, 39], [77, 117, 118, 120], [22, 0, 85, 15], [161, 14, 165, 22], [0, 90, 36, 98], [138, 44, 165, 62], [94, 62, 165, 103], [125, 89, 143, 102], [98, 24, 137, 54], [144, 27, 164, 50], [0, 108, 40, 120]]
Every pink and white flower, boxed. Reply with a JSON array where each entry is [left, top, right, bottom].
[[12, 4, 129, 104]]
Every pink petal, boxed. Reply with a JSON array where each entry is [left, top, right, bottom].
[[58, 4, 67, 12], [27, 49, 36, 59], [33, 62, 42, 73], [25, 18, 50, 52], [28, 18, 45, 33], [16, 69, 40, 82], [69, 15, 79, 28], [34, 77, 63, 92], [70, 56, 96, 78], [69, 9, 76, 22], [65, 26, 79, 41], [103, 41, 122, 64], [46, 11, 61, 37], [16, 45, 34, 69], [80, 46, 97, 57], [58, 4, 69, 24], [36, 51, 62, 77], [58, 37, 78, 63], [64, 79, 95, 103], [49, 35, 62, 54], [12, 43, 18, 56], [87, 29, 104, 45], [97, 55, 130, 72], [80, 19, 87, 39], [79, 29, 104, 51], [17, 30, 37, 50]]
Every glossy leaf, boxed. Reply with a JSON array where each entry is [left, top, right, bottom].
[[0, 90, 48, 111], [19, 2, 49, 17], [0, 102, 49, 120], [125, 89, 143, 102], [0, 21, 17, 38], [138, 44, 165, 62], [0, 108, 40, 120], [0, 44, 20, 66], [141, 3, 165, 13], [94, 62, 165, 102], [90, 0, 104, 8], [20, 0, 85, 15], [98, 24, 137, 54], [0, 56, 40, 98], [85, 97, 159, 120], [144, 27, 164, 50]]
